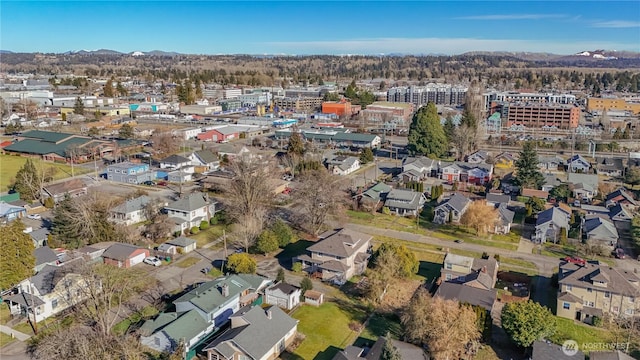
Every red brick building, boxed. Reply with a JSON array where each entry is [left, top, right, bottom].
[[101, 243, 149, 268]]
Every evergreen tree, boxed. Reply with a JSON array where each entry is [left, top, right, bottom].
[[276, 268, 285, 283], [514, 141, 544, 189], [287, 131, 305, 157], [300, 277, 313, 295], [443, 115, 456, 143], [13, 158, 42, 201], [407, 102, 447, 158], [359, 147, 374, 164], [103, 79, 114, 97], [0, 220, 36, 290], [345, 80, 357, 99], [73, 96, 85, 115], [381, 336, 401, 360], [116, 82, 128, 97], [118, 123, 134, 139], [51, 195, 83, 248], [270, 219, 295, 248]]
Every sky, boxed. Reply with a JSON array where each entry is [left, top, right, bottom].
[[1, 1, 639, 55]]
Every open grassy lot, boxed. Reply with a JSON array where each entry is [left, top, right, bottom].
[[288, 302, 366, 360], [0, 154, 90, 192], [174, 256, 201, 268], [112, 305, 159, 336], [549, 317, 613, 350]]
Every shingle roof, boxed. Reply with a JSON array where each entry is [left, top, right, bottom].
[[361, 182, 392, 201], [606, 189, 637, 205], [174, 275, 252, 313], [165, 192, 208, 212], [43, 179, 87, 196], [267, 282, 301, 295], [584, 217, 618, 240], [558, 262, 640, 297], [102, 243, 144, 261], [34, 246, 58, 266], [595, 157, 624, 171], [111, 195, 151, 214], [30, 264, 68, 295], [434, 282, 497, 311], [203, 305, 298, 360], [609, 203, 632, 220], [307, 228, 371, 258], [536, 207, 569, 228], [437, 193, 471, 212], [166, 236, 196, 248], [486, 193, 510, 204], [385, 189, 424, 210], [532, 340, 584, 360], [497, 204, 515, 225], [193, 149, 218, 164], [161, 154, 191, 164], [567, 173, 599, 190], [0, 202, 25, 216]]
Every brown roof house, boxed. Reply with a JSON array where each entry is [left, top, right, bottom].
[[42, 179, 88, 204], [101, 243, 150, 268], [295, 229, 372, 285]]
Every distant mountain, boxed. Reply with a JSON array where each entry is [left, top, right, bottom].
[[143, 50, 181, 57], [461, 49, 640, 61], [0, 50, 13, 54], [62, 49, 123, 55]]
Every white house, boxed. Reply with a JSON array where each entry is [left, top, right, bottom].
[[173, 127, 202, 140], [402, 157, 438, 178], [159, 154, 193, 171], [326, 156, 361, 176], [189, 149, 220, 171], [264, 282, 302, 310], [109, 195, 153, 225], [567, 155, 591, 173], [164, 192, 216, 234]]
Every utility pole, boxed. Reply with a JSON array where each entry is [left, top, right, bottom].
[[29, 285, 38, 335]]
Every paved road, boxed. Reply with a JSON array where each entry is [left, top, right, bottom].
[[344, 222, 560, 276]]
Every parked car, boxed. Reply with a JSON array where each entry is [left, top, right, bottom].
[[282, 187, 293, 195], [157, 181, 168, 186], [143, 180, 156, 186], [143, 256, 162, 267], [454, 239, 463, 243], [564, 256, 586, 266], [615, 248, 626, 259], [27, 214, 42, 220]]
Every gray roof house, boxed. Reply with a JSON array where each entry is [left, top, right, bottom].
[[485, 193, 510, 207], [583, 216, 619, 250], [203, 305, 298, 360], [402, 156, 437, 177], [436, 253, 498, 311], [541, 173, 562, 192], [29, 227, 50, 248], [538, 155, 565, 171], [326, 156, 361, 176], [189, 149, 220, 171], [531, 340, 584, 360], [533, 207, 569, 243], [159, 154, 192, 170], [495, 204, 515, 234], [332, 336, 426, 360], [609, 203, 633, 221], [109, 195, 152, 226], [166, 236, 197, 253], [567, 173, 599, 200], [384, 189, 427, 217], [567, 154, 591, 172], [165, 192, 216, 234], [435, 282, 497, 312], [605, 189, 638, 208], [595, 157, 624, 177], [358, 182, 392, 210], [466, 150, 489, 164], [34, 246, 58, 273], [265, 283, 302, 310], [433, 193, 471, 224]]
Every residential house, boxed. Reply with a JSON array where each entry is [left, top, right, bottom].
[[216, 144, 251, 159], [157, 243, 177, 255], [189, 149, 220, 171], [542, 173, 562, 192], [358, 182, 392, 211], [538, 155, 565, 171], [495, 204, 516, 234], [101, 243, 149, 268], [165, 192, 216, 234], [34, 246, 58, 273], [521, 188, 549, 200], [494, 152, 516, 169], [435, 253, 499, 311], [168, 170, 193, 183], [384, 189, 427, 217], [557, 260, 640, 323], [590, 351, 636, 360], [160, 154, 193, 171], [203, 305, 298, 360], [439, 162, 493, 185], [609, 204, 633, 222], [42, 179, 87, 204], [435, 282, 497, 312], [29, 227, 50, 248], [531, 340, 585, 360], [433, 193, 471, 224], [567, 155, 592, 173], [466, 150, 489, 164], [106, 162, 155, 184], [166, 237, 197, 254], [332, 336, 426, 360], [583, 216, 619, 251], [595, 157, 624, 177], [295, 228, 372, 283], [264, 282, 302, 310], [109, 195, 152, 225], [402, 157, 437, 178], [326, 156, 361, 176], [605, 189, 638, 209], [580, 205, 610, 216], [0, 202, 26, 223], [567, 173, 599, 202], [485, 193, 510, 207], [140, 274, 271, 357], [533, 207, 569, 243], [5, 263, 93, 322]]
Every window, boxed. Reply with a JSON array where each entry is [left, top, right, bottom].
[[625, 309, 634, 315], [629, 297, 635, 303], [566, 285, 572, 291], [587, 288, 592, 293], [445, 263, 452, 270], [445, 274, 452, 281], [563, 302, 570, 310], [583, 301, 594, 307], [605, 291, 610, 298], [154, 337, 160, 346], [52, 299, 58, 309]]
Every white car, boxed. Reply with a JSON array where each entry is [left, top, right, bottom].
[[27, 214, 42, 220], [143, 256, 162, 267]]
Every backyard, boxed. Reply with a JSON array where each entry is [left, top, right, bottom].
[[0, 154, 90, 192], [188, 223, 230, 248]]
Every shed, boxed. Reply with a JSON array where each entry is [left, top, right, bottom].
[[157, 243, 177, 255], [303, 290, 324, 306], [166, 237, 197, 253]]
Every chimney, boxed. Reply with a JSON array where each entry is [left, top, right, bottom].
[[222, 283, 229, 297], [266, 309, 272, 320], [481, 266, 487, 273]]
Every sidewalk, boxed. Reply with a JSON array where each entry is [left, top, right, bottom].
[[0, 325, 31, 341]]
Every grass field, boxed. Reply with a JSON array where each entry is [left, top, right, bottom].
[[288, 302, 366, 360], [0, 332, 14, 348], [0, 154, 90, 192], [549, 317, 613, 350], [0, 303, 10, 325], [174, 256, 201, 268]]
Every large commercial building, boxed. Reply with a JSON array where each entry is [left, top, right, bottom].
[[387, 84, 467, 106], [587, 97, 640, 115], [501, 103, 580, 129], [274, 97, 322, 113], [362, 101, 415, 125], [483, 91, 576, 112], [322, 100, 352, 117]]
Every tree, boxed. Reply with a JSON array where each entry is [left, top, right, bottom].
[[118, 123, 134, 139], [144, 214, 173, 243], [373, 243, 419, 278], [359, 147, 374, 165], [300, 277, 313, 295], [116, 82, 128, 97], [451, 124, 476, 160], [380, 336, 401, 360], [460, 200, 499, 235], [13, 158, 43, 201], [401, 289, 480, 360], [526, 196, 547, 213], [270, 219, 295, 248], [103, 79, 114, 97], [73, 96, 85, 115], [287, 131, 305, 157], [407, 102, 447, 158], [514, 141, 544, 189], [4, 122, 23, 135], [296, 169, 344, 235], [625, 167, 640, 186], [0, 221, 35, 290], [256, 229, 279, 254], [501, 300, 556, 348], [150, 129, 179, 156], [549, 183, 570, 202], [365, 245, 401, 304], [276, 268, 285, 283], [443, 115, 456, 143], [87, 126, 100, 137], [226, 253, 257, 274]]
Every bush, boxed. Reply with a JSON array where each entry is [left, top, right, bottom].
[[209, 217, 218, 225], [592, 315, 603, 327], [481, 252, 489, 259], [382, 206, 391, 215], [270, 219, 295, 248], [190, 227, 200, 234], [173, 231, 182, 237], [493, 254, 500, 262], [199, 221, 210, 230], [292, 262, 303, 273], [43, 197, 55, 209], [256, 230, 279, 254], [300, 277, 313, 295]]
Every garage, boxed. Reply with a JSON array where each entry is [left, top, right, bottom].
[[102, 243, 150, 268], [129, 252, 147, 267]]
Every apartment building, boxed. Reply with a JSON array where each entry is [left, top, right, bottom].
[[587, 97, 640, 115], [502, 103, 580, 129], [106, 162, 155, 184], [274, 97, 322, 112], [483, 91, 576, 112], [557, 261, 640, 323], [386, 84, 467, 106]]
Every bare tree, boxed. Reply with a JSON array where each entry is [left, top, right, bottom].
[[296, 169, 345, 236], [150, 128, 180, 156], [451, 124, 476, 161]]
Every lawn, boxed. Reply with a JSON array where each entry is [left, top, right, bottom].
[[0, 303, 10, 325], [189, 224, 230, 248], [0, 154, 90, 192], [358, 313, 402, 342], [289, 302, 366, 360], [549, 317, 613, 350], [174, 256, 201, 268], [0, 332, 14, 348], [112, 305, 159, 336]]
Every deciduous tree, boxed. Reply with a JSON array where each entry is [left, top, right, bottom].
[[501, 300, 556, 348], [256, 229, 279, 254], [103, 79, 114, 97], [270, 219, 295, 248], [118, 123, 134, 139], [13, 158, 43, 201], [226, 253, 257, 274], [296, 168, 344, 235], [287, 131, 305, 157], [407, 102, 447, 158], [460, 200, 499, 235], [0, 221, 35, 290]]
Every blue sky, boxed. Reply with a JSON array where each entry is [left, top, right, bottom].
[[1, 1, 639, 55]]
